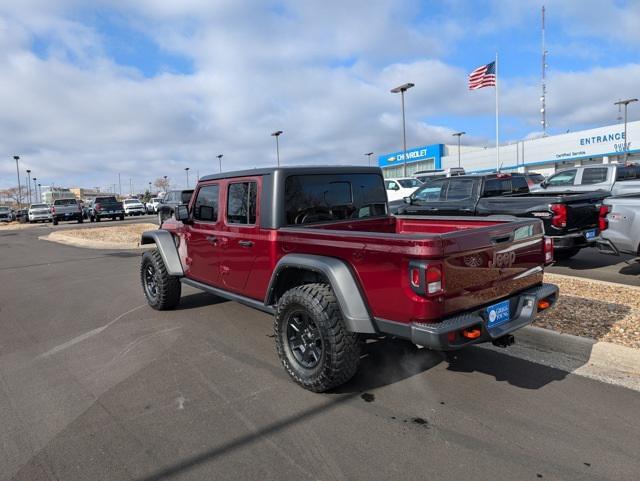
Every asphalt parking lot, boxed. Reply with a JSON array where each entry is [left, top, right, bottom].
[[1, 223, 639, 481]]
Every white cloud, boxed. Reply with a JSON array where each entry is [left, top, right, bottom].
[[0, 1, 639, 191]]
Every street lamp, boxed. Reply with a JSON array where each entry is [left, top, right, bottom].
[[33, 177, 37, 204], [26, 169, 31, 204], [37, 183, 41, 203], [452, 132, 466, 168], [390, 82, 415, 177], [163, 175, 168, 193], [13, 156, 22, 208], [614, 98, 638, 161], [271, 130, 283, 167], [217, 154, 223, 173], [364, 152, 374, 167], [184, 167, 190, 187]]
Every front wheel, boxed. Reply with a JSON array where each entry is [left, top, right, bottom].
[[141, 250, 181, 310], [274, 283, 360, 392]]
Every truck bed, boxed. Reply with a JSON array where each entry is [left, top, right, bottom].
[[277, 215, 546, 323]]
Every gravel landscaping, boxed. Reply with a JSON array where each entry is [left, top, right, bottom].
[[43, 223, 156, 249], [537, 273, 640, 349]]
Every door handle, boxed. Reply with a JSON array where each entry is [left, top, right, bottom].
[[206, 236, 218, 244], [238, 240, 254, 248]]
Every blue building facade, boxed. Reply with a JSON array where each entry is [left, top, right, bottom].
[[378, 144, 444, 178]]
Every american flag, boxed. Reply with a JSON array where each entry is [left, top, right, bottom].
[[468, 61, 496, 90]]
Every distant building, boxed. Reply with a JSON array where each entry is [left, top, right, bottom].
[[41, 186, 75, 204], [68, 187, 116, 201], [379, 120, 640, 178]]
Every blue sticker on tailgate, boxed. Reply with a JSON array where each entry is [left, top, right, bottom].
[[585, 229, 597, 240], [486, 300, 510, 328]]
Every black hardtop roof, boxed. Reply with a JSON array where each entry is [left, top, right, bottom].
[[424, 172, 527, 180], [199, 165, 383, 182]]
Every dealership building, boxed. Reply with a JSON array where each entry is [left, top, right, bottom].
[[378, 120, 640, 178]]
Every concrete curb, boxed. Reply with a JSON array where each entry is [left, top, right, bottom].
[[39, 233, 150, 250], [480, 325, 640, 392], [546, 271, 640, 292]]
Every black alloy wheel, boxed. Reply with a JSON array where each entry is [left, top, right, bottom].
[[286, 310, 324, 369]]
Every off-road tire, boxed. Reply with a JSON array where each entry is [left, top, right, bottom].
[[555, 247, 580, 261], [274, 283, 360, 392], [140, 249, 181, 310]]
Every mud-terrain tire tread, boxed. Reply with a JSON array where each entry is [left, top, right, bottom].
[[274, 283, 360, 392], [141, 249, 181, 310]]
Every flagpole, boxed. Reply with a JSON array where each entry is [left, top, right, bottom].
[[495, 52, 500, 171]]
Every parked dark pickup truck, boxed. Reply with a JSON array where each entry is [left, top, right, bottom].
[[88, 196, 125, 222], [394, 173, 608, 259], [139, 166, 558, 392]]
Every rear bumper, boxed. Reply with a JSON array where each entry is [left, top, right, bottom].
[[53, 212, 81, 220], [595, 238, 620, 256], [548, 229, 597, 250], [376, 283, 559, 350]]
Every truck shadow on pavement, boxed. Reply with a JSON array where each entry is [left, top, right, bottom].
[[177, 292, 230, 310], [335, 337, 576, 393]]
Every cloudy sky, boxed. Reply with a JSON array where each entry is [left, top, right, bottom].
[[1, 0, 639, 192]]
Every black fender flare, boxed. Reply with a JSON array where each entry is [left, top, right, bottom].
[[140, 230, 184, 276], [265, 253, 376, 334]]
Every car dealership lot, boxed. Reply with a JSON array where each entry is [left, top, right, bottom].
[[1, 224, 639, 481]]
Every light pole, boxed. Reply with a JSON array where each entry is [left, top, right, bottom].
[[185, 167, 190, 188], [37, 183, 41, 203], [217, 154, 223, 172], [452, 131, 466, 168], [13, 156, 22, 208], [390, 82, 415, 177], [614, 98, 638, 161], [148, 182, 152, 194], [33, 177, 37, 203], [271, 130, 283, 167], [364, 152, 374, 167], [26, 169, 31, 204], [118, 173, 122, 198], [163, 175, 168, 193]]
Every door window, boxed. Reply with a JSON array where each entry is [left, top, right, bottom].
[[385, 180, 399, 191], [580, 167, 608, 185], [546, 169, 577, 187], [193, 184, 219, 221], [227, 182, 257, 224], [412, 179, 447, 203]]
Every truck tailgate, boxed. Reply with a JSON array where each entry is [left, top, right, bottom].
[[440, 219, 545, 316]]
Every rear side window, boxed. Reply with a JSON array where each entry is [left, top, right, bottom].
[[445, 178, 475, 200], [483, 178, 511, 197], [547, 169, 577, 187], [385, 180, 399, 190], [616, 165, 640, 180], [511, 176, 529, 194], [285, 174, 387, 225], [54, 199, 77, 205], [193, 184, 219, 222], [580, 167, 608, 185], [227, 182, 257, 224]]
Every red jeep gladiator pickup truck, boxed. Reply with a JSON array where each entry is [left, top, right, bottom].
[[140, 166, 558, 392]]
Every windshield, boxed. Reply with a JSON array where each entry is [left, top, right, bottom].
[[30, 204, 48, 209], [124, 199, 140, 204], [398, 179, 422, 188], [0, 207, 9, 212], [151, 198, 161, 202]]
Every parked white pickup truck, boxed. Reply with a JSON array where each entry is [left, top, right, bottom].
[[596, 194, 640, 256], [533, 163, 640, 196]]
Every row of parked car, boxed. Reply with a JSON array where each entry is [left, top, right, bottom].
[[386, 162, 640, 260]]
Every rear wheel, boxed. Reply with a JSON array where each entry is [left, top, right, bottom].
[[77, 217, 83, 224], [274, 283, 360, 392], [141, 250, 181, 310], [120, 214, 125, 221], [95, 215, 101, 222], [52, 218, 58, 226]]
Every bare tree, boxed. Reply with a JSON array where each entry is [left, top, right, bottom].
[[2, 186, 29, 205], [153, 177, 170, 192]]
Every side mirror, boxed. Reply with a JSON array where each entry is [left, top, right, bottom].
[[403, 196, 412, 204], [175, 204, 190, 222], [539, 181, 548, 189]]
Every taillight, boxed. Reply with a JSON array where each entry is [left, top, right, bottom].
[[426, 265, 442, 294], [408, 261, 443, 297], [599, 205, 609, 231], [544, 237, 554, 264], [550, 203, 567, 228]]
